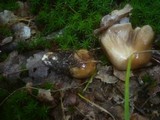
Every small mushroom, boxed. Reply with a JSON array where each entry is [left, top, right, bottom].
[[42, 49, 96, 79], [70, 49, 96, 79], [98, 4, 154, 70]]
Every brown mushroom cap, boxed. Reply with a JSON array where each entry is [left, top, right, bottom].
[[70, 49, 96, 79], [42, 49, 96, 79], [100, 23, 154, 70]]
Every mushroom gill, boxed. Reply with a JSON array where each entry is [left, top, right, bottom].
[[98, 4, 154, 70]]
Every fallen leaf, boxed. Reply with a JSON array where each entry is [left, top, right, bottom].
[[2, 51, 26, 80], [95, 65, 118, 83], [12, 22, 31, 40], [0, 10, 17, 25], [130, 113, 149, 120], [38, 88, 54, 101], [63, 91, 78, 106], [26, 52, 49, 83], [25, 82, 33, 93], [0, 36, 13, 46], [113, 68, 133, 81]]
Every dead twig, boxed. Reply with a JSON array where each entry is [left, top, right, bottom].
[[94, 12, 131, 35], [60, 91, 66, 120], [78, 93, 116, 120]]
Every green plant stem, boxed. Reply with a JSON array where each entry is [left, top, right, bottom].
[[124, 55, 133, 120], [83, 71, 96, 92]]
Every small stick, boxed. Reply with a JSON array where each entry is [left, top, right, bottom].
[[94, 12, 131, 35], [60, 91, 66, 120], [78, 93, 116, 120]]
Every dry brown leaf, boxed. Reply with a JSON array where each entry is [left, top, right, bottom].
[[95, 66, 118, 83], [25, 82, 33, 93], [113, 68, 133, 81], [130, 113, 149, 120], [0, 36, 13, 46], [38, 89, 54, 101]]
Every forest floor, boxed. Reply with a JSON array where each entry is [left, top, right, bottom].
[[0, 0, 160, 120]]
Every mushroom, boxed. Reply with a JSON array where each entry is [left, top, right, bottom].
[[70, 49, 96, 79], [98, 4, 154, 70], [42, 49, 96, 79]]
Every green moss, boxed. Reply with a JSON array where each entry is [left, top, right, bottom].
[[0, 90, 50, 120], [16, 40, 30, 53], [31, 0, 160, 50], [0, 25, 13, 38], [142, 74, 154, 84], [0, 0, 19, 11], [0, 88, 9, 102], [1, 0, 160, 51], [20, 0, 160, 51], [29, 36, 51, 49], [0, 52, 8, 62], [31, 0, 115, 50], [41, 82, 55, 90], [29, 0, 52, 14], [17, 34, 52, 53], [120, 0, 160, 34]]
